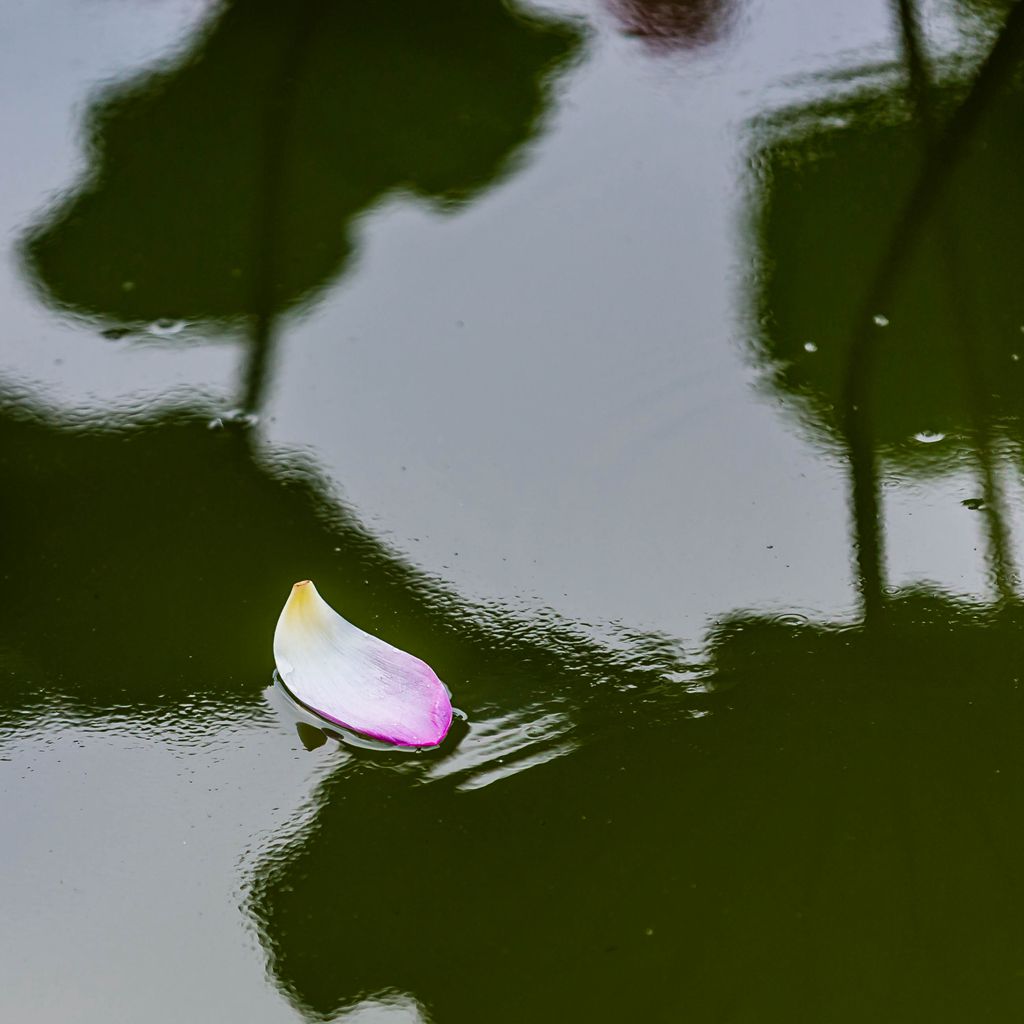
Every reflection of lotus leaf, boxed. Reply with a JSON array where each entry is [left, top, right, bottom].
[[0, 397, 681, 733], [959, 0, 1020, 33], [22, 0, 580, 327], [751, 74, 1024, 469], [252, 590, 1024, 1022]]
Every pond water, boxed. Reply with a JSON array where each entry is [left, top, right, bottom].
[[3, 0, 1024, 1020]]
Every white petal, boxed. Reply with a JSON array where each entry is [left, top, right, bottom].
[[273, 580, 452, 747]]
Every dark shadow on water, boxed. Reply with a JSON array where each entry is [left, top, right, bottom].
[[20, 0, 583, 413], [0, 390, 691, 781], [248, 585, 1024, 1023], [888, 0, 1019, 601], [748, 0, 1024, 458], [23, 0, 581, 327], [748, 0, 1024, 615]]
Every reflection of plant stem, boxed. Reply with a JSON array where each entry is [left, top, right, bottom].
[[243, 309, 277, 418], [976, 441, 1016, 603], [241, 4, 328, 418], [892, 0, 1018, 604], [893, 0, 933, 133], [845, 427, 886, 623], [943, 219, 1017, 604], [843, 0, 1024, 620]]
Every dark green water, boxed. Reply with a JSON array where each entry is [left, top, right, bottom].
[[4, 0, 1024, 1020]]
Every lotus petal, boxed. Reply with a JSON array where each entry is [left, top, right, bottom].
[[273, 580, 452, 747]]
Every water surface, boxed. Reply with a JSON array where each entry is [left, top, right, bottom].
[[3, 0, 1024, 1020]]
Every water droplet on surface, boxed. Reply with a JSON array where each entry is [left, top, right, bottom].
[[1012, 354, 1020, 362], [222, 408, 260, 428], [772, 612, 809, 627], [803, 341, 818, 353], [962, 497, 985, 510], [207, 417, 224, 431], [148, 318, 186, 336], [873, 314, 889, 327], [913, 431, 945, 444]]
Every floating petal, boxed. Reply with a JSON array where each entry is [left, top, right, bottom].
[[273, 580, 452, 747]]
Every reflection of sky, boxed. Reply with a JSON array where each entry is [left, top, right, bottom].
[[0, 1, 1013, 1021], [0, 709, 329, 1023], [329, 996, 428, 1024]]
